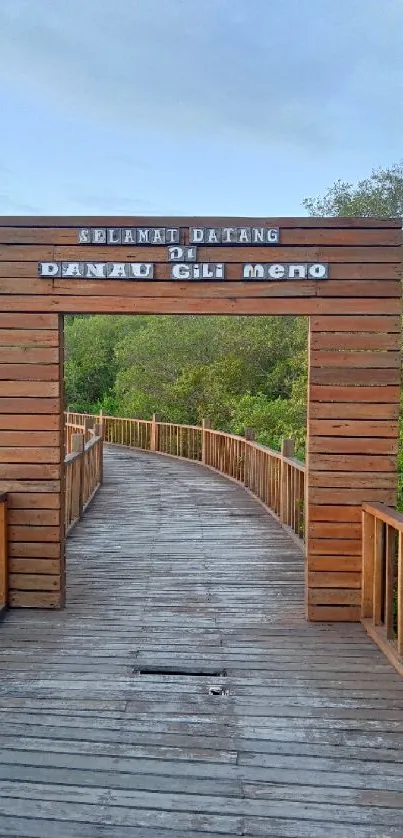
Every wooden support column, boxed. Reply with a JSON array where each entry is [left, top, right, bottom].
[[306, 312, 401, 622], [0, 314, 64, 608]]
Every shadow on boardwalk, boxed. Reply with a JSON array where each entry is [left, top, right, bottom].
[[0, 446, 402, 837]]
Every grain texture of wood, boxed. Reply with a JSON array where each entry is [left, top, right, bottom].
[[0, 447, 402, 837]]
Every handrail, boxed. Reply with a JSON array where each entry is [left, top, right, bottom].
[[0, 493, 7, 613], [64, 421, 104, 533], [65, 412, 305, 543], [362, 502, 403, 676]]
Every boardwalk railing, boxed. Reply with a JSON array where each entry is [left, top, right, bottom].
[[66, 412, 305, 542], [64, 418, 104, 533], [362, 503, 403, 674]]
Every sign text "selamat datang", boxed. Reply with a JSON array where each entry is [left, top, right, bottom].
[[78, 227, 280, 245]]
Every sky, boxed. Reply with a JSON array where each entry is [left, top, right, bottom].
[[0, 0, 402, 216]]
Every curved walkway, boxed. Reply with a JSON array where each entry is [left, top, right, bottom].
[[0, 447, 402, 837]]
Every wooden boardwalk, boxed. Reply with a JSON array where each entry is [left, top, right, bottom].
[[0, 446, 403, 837]]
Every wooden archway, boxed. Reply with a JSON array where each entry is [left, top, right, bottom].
[[0, 215, 401, 621]]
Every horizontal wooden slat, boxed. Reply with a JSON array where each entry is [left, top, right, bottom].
[[8, 590, 61, 607], [8, 526, 60, 543], [8, 558, 60, 574], [308, 588, 361, 605], [310, 332, 401, 350], [310, 368, 401, 385], [1, 276, 400, 299], [0, 225, 400, 245], [0, 399, 60, 414], [316, 280, 401, 297], [309, 454, 397, 471], [1, 214, 399, 226], [0, 464, 60, 479], [309, 471, 397, 488], [0, 364, 59, 380], [309, 437, 398, 454], [310, 315, 401, 332], [0, 295, 400, 315], [0, 347, 59, 364], [309, 402, 400, 419], [8, 542, 61, 558], [0, 448, 60, 464], [7, 493, 60, 509], [310, 488, 397, 505], [308, 572, 361, 588], [9, 572, 60, 590], [0, 414, 60, 429], [309, 505, 362, 522], [0, 314, 58, 329], [309, 420, 399, 438], [0, 432, 60, 446], [309, 522, 362, 539], [0, 481, 60, 493], [8, 509, 60, 525], [0, 330, 59, 347], [310, 351, 401, 368], [310, 385, 400, 403], [1, 243, 401, 262], [309, 538, 362, 555], [309, 435, 398, 456], [308, 556, 362, 571], [0, 381, 59, 397]]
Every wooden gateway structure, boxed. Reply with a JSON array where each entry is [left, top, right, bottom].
[[0, 215, 401, 622]]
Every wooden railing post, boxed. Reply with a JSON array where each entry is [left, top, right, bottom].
[[361, 510, 375, 619], [280, 439, 295, 525], [72, 434, 85, 519], [83, 417, 91, 443], [94, 422, 104, 485], [202, 419, 211, 465], [244, 428, 255, 489], [150, 413, 159, 452], [0, 493, 8, 612]]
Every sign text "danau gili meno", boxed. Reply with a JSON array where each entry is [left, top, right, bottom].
[[37, 225, 329, 281]]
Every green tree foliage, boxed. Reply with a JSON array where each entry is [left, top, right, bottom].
[[65, 314, 308, 451], [303, 162, 403, 218]]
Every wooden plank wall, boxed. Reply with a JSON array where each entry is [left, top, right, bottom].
[[0, 216, 400, 617], [0, 313, 64, 608]]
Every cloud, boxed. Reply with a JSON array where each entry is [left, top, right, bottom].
[[1, 0, 402, 153]]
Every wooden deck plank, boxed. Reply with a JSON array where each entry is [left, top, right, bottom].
[[0, 446, 402, 836]]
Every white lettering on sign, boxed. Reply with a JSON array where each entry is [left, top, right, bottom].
[[39, 262, 154, 279], [77, 226, 280, 246], [189, 227, 280, 245], [38, 261, 329, 281], [170, 264, 225, 280], [78, 228, 180, 245], [168, 246, 197, 262], [242, 263, 329, 280]]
